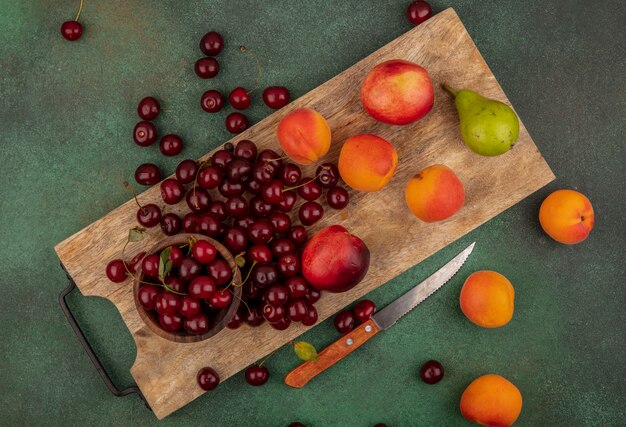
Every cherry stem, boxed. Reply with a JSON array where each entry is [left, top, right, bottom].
[[226, 260, 257, 290], [229, 288, 252, 315], [74, 0, 84, 22], [240, 45, 262, 94], [258, 351, 276, 367], [124, 181, 146, 214], [284, 165, 329, 192]]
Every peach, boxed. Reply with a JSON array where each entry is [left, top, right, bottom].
[[276, 108, 331, 165], [360, 59, 434, 125], [460, 374, 523, 427], [338, 134, 398, 192], [405, 164, 464, 222], [302, 225, 370, 293], [539, 189, 594, 244], [460, 271, 514, 328]]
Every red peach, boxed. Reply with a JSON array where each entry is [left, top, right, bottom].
[[302, 225, 370, 293], [276, 108, 331, 165], [360, 59, 434, 125]]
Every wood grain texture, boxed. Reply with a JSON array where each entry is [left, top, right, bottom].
[[285, 319, 381, 388], [54, 8, 554, 419]]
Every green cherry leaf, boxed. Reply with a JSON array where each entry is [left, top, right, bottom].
[[159, 247, 172, 279], [128, 227, 146, 243], [234, 253, 246, 268], [293, 341, 318, 363]]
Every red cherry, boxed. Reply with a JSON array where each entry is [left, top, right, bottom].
[[247, 244, 273, 264], [186, 187, 211, 213], [285, 276, 308, 299], [136, 204, 162, 228], [419, 360, 444, 384], [288, 226, 308, 246], [200, 90, 225, 113], [160, 134, 184, 156], [179, 296, 201, 318], [280, 164, 302, 186], [196, 213, 222, 238], [269, 316, 291, 330], [287, 299, 307, 322], [207, 258, 232, 286], [327, 186, 349, 209], [209, 200, 228, 221], [160, 213, 181, 236], [133, 121, 157, 147], [302, 304, 318, 326], [297, 178, 322, 201], [192, 240, 218, 264], [244, 306, 265, 327], [334, 310, 355, 334], [316, 163, 340, 188], [234, 140, 258, 162], [277, 254, 300, 277], [194, 57, 220, 78], [160, 178, 184, 204], [188, 276, 217, 299], [225, 112, 249, 134], [137, 96, 160, 121], [168, 245, 184, 267], [263, 285, 289, 307], [61, 21, 82, 41], [179, 257, 202, 282], [164, 276, 186, 294], [127, 251, 146, 274], [159, 313, 182, 332], [141, 255, 160, 278], [184, 312, 210, 335], [229, 87, 251, 110], [407, 0, 433, 26], [227, 311, 242, 329], [223, 226, 248, 254], [197, 165, 222, 190], [277, 191, 298, 213], [197, 367, 220, 391], [208, 290, 232, 309], [269, 212, 291, 233], [353, 299, 377, 323], [176, 159, 199, 184], [262, 86, 290, 109], [262, 304, 285, 322], [245, 365, 270, 386], [137, 285, 161, 310], [211, 149, 233, 171], [182, 213, 198, 233], [155, 292, 181, 315], [305, 287, 321, 304], [135, 163, 161, 186], [298, 201, 324, 226], [105, 259, 127, 283], [200, 32, 224, 56]]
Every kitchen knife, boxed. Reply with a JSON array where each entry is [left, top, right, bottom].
[[284, 242, 475, 388]]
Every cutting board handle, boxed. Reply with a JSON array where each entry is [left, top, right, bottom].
[[58, 265, 151, 410]]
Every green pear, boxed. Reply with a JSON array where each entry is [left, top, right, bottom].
[[443, 85, 519, 156]]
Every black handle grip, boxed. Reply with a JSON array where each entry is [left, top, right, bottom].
[[58, 265, 151, 411]]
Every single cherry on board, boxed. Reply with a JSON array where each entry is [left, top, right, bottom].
[[136, 204, 162, 228], [160, 213, 181, 236], [419, 359, 444, 384], [197, 367, 220, 391], [105, 259, 127, 283]]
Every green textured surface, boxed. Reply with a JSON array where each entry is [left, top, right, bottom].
[[0, 0, 624, 425]]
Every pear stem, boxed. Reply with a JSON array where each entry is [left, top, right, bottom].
[[442, 84, 458, 98]]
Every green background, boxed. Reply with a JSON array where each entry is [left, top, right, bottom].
[[0, 0, 624, 425]]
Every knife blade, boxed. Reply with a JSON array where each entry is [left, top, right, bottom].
[[284, 242, 475, 388]]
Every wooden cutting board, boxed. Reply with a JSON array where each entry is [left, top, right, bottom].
[[55, 8, 554, 419]]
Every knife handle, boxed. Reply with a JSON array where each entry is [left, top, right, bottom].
[[284, 319, 380, 388]]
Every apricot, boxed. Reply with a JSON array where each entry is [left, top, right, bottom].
[[539, 189, 594, 244], [276, 108, 331, 165], [460, 271, 514, 328], [460, 374, 522, 427], [405, 164, 464, 222], [360, 59, 434, 125], [338, 134, 398, 192]]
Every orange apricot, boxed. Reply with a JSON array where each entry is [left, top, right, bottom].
[[460, 271, 514, 328], [338, 134, 398, 192], [405, 164, 464, 222], [460, 374, 523, 427], [276, 108, 331, 165], [539, 189, 594, 244]]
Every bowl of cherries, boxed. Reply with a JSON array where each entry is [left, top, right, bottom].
[[133, 233, 242, 343]]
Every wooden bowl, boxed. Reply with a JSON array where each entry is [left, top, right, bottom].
[[133, 233, 242, 343]]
